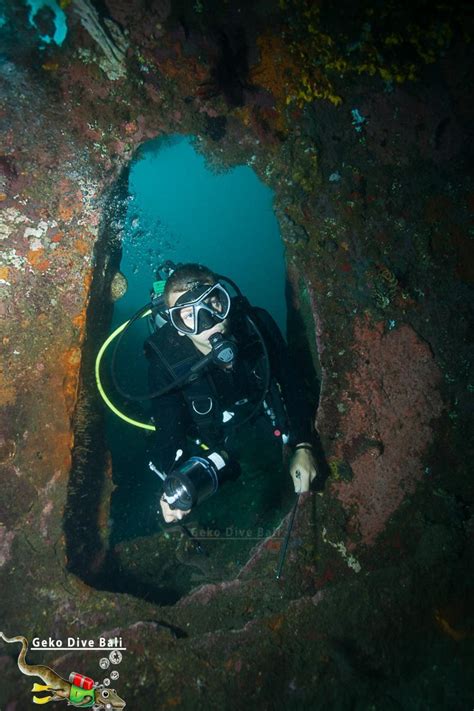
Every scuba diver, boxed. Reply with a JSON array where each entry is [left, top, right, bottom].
[[143, 262, 319, 524]]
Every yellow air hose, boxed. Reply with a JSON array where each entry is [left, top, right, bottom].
[[95, 310, 157, 431], [95, 309, 210, 451]]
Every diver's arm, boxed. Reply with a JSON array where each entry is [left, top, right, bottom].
[[150, 395, 189, 472], [252, 308, 318, 492], [147, 352, 190, 473], [252, 308, 315, 445]]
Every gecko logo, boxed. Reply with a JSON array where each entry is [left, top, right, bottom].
[[0, 633, 126, 709]]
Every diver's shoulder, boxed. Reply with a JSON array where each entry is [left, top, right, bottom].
[[231, 296, 269, 318], [145, 323, 180, 354], [249, 306, 285, 344], [252, 305, 271, 318], [248, 305, 275, 327]]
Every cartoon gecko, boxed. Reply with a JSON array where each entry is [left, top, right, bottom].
[[0, 632, 126, 709]]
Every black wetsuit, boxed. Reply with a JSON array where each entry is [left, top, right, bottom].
[[146, 300, 314, 474]]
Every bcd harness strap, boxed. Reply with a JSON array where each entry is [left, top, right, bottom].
[[146, 320, 289, 438], [146, 334, 223, 431]]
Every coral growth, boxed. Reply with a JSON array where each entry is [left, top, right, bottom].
[[250, 33, 305, 124], [327, 316, 444, 546], [255, 0, 463, 109], [72, 0, 129, 80], [0, 2, 472, 705], [0, 525, 15, 569]]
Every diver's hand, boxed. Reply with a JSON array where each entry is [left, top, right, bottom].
[[159, 495, 191, 523], [289, 448, 317, 493]]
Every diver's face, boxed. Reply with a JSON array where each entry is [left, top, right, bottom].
[[168, 288, 229, 350]]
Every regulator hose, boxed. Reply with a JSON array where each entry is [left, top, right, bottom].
[[229, 314, 271, 430], [95, 308, 156, 431]]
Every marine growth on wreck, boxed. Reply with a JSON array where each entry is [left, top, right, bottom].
[[1, 0, 473, 709]]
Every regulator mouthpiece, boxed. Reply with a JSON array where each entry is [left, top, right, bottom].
[[209, 332, 237, 365]]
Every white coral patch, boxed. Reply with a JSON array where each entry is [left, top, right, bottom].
[[0, 207, 30, 240], [29, 237, 44, 251], [2, 249, 27, 269], [322, 526, 362, 573]]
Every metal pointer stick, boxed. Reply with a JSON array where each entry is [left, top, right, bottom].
[[275, 494, 300, 580]]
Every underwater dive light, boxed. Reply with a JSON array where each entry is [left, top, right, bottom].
[[163, 451, 231, 510]]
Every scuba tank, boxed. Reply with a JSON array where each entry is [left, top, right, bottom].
[[68, 673, 94, 691]]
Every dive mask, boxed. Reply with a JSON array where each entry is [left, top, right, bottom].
[[168, 282, 231, 335]]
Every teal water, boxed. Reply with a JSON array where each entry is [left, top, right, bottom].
[[25, 0, 67, 46], [105, 135, 292, 595], [113, 135, 286, 334]]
